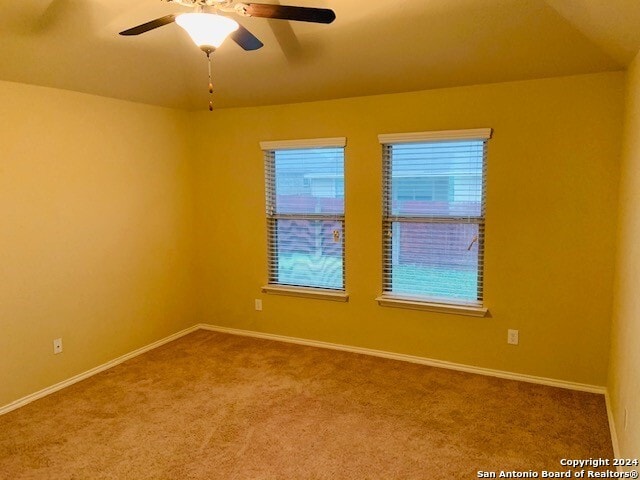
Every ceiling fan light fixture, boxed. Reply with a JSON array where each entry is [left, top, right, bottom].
[[175, 13, 239, 50]]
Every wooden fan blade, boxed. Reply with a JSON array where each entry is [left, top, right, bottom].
[[119, 15, 176, 36], [230, 24, 264, 50], [245, 4, 335, 24]]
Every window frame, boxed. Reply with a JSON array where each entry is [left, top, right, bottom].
[[376, 128, 492, 317], [260, 137, 348, 302]]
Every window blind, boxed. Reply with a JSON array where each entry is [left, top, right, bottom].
[[381, 130, 491, 306], [264, 145, 345, 290]]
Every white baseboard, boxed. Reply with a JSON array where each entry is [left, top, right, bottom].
[[604, 391, 621, 460], [1, 322, 609, 423], [2, 322, 617, 458], [198, 324, 607, 394], [202, 324, 618, 459], [0, 325, 200, 416]]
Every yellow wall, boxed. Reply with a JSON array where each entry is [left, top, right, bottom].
[[0, 71, 626, 409], [0, 81, 196, 406], [609, 51, 640, 458], [193, 72, 623, 386]]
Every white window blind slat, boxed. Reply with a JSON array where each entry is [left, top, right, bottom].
[[381, 133, 489, 306]]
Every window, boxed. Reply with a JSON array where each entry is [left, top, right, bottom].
[[261, 138, 346, 298], [378, 129, 491, 315]]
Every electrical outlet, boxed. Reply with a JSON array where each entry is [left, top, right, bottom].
[[53, 338, 63, 354], [255, 299, 263, 311], [507, 329, 519, 345]]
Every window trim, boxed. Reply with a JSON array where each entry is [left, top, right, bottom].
[[262, 285, 349, 302], [376, 295, 488, 317], [379, 128, 492, 313], [261, 138, 347, 295], [260, 137, 347, 151], [378, 128, 492, 144]]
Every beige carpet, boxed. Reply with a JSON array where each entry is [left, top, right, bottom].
[[0, 330, 613, 479]]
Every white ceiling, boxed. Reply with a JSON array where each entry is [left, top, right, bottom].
[[1, 0, 638, 110]]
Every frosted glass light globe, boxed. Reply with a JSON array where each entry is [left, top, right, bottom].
[[175, 13, 239, 50]]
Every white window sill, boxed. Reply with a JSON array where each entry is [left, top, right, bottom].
[[376, 295, 488, 317], [262, 285, 349, 302]]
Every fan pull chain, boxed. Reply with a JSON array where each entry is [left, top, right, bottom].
[[207, 51, 214, 112]]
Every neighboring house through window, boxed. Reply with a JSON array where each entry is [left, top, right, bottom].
[[378, 129, 492, 315], [261, 138, 346, 293]]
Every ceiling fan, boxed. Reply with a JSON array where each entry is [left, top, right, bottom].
[[119, 0, 336, 52], [120, 1, 335, 110]]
